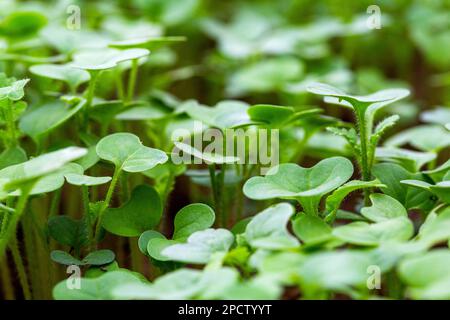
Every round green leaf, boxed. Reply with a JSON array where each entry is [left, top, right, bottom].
[[102, 184, 162, 237], [96, 133, 168, 172], [245, 203, 299, 250], [161, 228, 234, 264], [173, 203, 215, 240], [29, 64, 90, 90]]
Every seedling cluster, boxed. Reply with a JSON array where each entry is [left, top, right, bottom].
[[0, 1, 449, 300]]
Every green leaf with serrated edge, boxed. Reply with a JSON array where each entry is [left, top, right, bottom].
[[325, 180, 385, 221], [0, 79, 29, 100], [48, 216, 89, 249]]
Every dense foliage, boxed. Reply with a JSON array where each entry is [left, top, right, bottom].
[[0, 0, 449, 300]]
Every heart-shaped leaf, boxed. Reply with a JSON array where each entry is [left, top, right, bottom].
[[243, 157, 353, 215], [308, 83, 409, 126], [102, 184, 162, 237], [361, 193, 408, 222], [161, 228, 234, 264], [48, 216, 89, 249], [96, 133, 168, 173], [245, 203, 299, 250], [16, 163, 83, 196], [29, 64, 90, 91], [146, 203, 215, 260]]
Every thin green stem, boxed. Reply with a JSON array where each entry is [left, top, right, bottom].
[[208, 164, 220, 224], [355, 108, 371, 205], [9, 235, 31, 300], [21, 214, 40, 299], [81, 185, 94, 250], [94, 167, 121, 241], [127, 59, 139, 103], [0, 184, 32, 261], [4, 99, 17, 147], [218, 164, 227, 227], [49, 189, 62, 218], [83, 70, 100, 131], [115, 70, 125, 102]]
